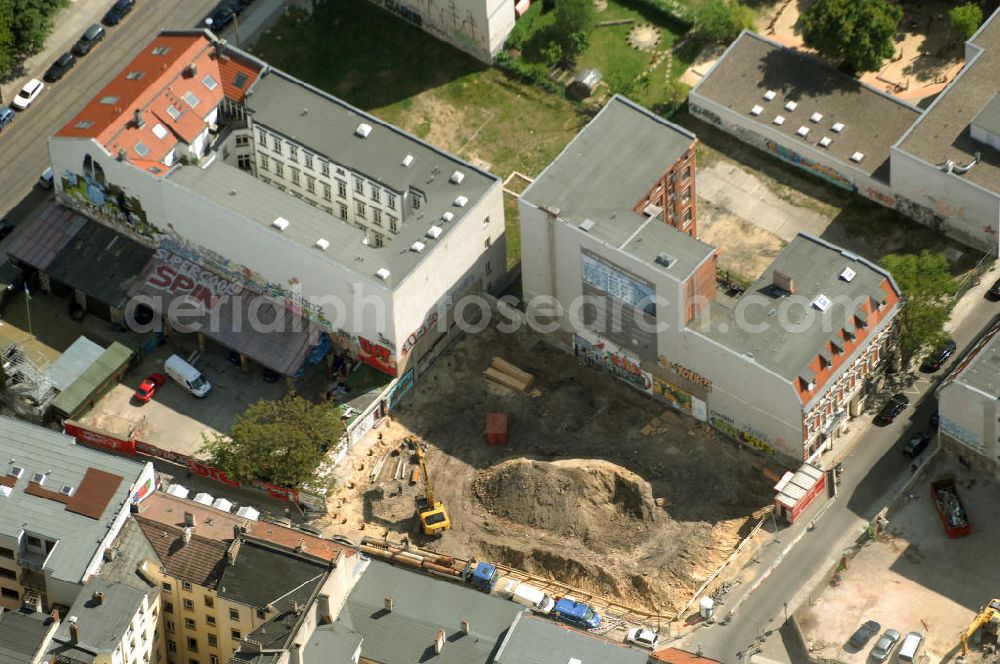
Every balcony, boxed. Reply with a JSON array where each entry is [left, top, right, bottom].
[[20, 569, 45, 591]]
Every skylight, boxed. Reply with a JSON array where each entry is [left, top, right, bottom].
[[202, 74, 218, 91], [125, 71, 144, 81], [99, 96, 119, 105], [134, 142, 150, 157], [152, 123, 168, 140], [151, 46, 170, 56], [183, 91, 200, 108], [233, 72, 249, 89], [166, 105, 181, 121], [75, 120, 94, 129]]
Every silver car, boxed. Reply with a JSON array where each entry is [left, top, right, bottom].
[[870, 628, 900, 662]]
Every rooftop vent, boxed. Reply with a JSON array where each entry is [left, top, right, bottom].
[[773, 115, 785, 126], [449, 171, 465, 184], [850, 152, 865, 163], [784, 101, 798, 111], [655, 252, 676, 269], [355, 123, 373, 138], [812, 294, 832, 312], [30, 472, 46, 485], [402, 154, 414, 167], [819, 136, 832, 148], [0, 486, 11, 498], [60, 485, 75, 497], [410, 241, 425, 253], [832, 122, 845, 133], [839, 267, 857, 282], [8, 466, 23, 479], [750, 105, 763, 116], [579, 218, 595, 232], [773, 270, 795, 293], [454, 195, 468, 207], [764, 90, 776, 101], [796, 126, 810, 137], [133, 109, 144, 128], [441, 211, 454, 223], [810, 112, 823, 123], [375, 268, 391, 281], [272, 217, 290, 231], [426, 226, 443, 239], [315, 238, 330, 251]]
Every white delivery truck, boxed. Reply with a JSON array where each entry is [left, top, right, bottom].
[[510, 582, 556, 614], [165, 354, 211, 397]]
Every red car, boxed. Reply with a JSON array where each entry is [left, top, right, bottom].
[[133, 373, 166, 402]]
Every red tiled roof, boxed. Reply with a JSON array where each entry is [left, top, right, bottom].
[[23, 467, 123, 520], [652, 647, 723, 663], [218, 52, 260, 102]]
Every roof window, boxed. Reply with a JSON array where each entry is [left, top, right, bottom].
[[125, 71, 144, 81], [233, 72, 249, 89], [151, 46, 171, 56], [202, 74, 218, 91], [166, 105, 181, 121], [134, 142, 150, 157], [183, 91, 200, 108], [152, 123, 168, 140], [100, 96, 119, 105], [75, 120, 94, 129]]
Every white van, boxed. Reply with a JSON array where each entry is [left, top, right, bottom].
[[898, 631, 923, 662], [511, 583, 555, 614], [165, 354, 211, 397]]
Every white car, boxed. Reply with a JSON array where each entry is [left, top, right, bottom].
[[625, 627, 659, 649], [12, 79, 45, 110]]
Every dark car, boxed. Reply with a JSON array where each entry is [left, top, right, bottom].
[[102, 0, 135, 26], [875, 393, 910, 426], [920, 339, 957, 373], [72, 24, 106, 56], [44, 52, 77, 82], [988, 277, 1000, 301], [848, 619, 881, 649], [903, 432, 932, 458], [0, 106, 13, 130], [0, 219, 13, 241], [262, 368, 281, 383], [205, 5, 235, 32]]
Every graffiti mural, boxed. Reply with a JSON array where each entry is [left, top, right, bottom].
[[358, 335, 397, 376], [764, 140, 855, 191], [864, 186, 896, 209], [574, 335, 653, 395], [709, 410, 776, 455], [386, 368, 415, 411], [375, 0, 489, 59], [59, 168, 156, 238], [652, 375, 692, 412]]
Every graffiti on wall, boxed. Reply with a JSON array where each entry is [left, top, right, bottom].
[[378, 0, 489, 58], [386, 368, 415, 411], [358, 335, 398, 376], [709, 410, 776, 455], [652, 375, 692, 412], [939, 415, 983, 451], [764, 140, 855, 191], [864, 186, 897, 209], [658, 355, 712, 393], [574, 335, 653, 395], [60, 167, 155, 238]]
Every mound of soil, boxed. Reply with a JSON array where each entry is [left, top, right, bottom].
[[473, 458, 657, 552]]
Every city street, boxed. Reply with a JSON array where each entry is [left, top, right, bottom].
[[681, 273, 1000, 663]]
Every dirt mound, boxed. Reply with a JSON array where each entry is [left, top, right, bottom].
[[473, 459, 657, 551]]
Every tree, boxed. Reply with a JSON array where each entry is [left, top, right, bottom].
[[199, 391, 345, 488], [880, 251, 957, 363], [552, 0, 595, 52], [695, 0, 756, 44], [801, 0, 903, 73], [949, 3, 982, 41]]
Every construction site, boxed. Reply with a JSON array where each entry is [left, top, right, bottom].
[[322, 325, 782, 619]]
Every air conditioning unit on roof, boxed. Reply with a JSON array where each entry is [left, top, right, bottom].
[[355, 123, 373, 138]]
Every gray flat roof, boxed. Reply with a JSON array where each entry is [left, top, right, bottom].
[[51, 579, 147, 655], [694, 32, 921, 180], [899, 12, 1000, 193], [952, 319, 1000, 396], [301, 622, 363, 664], [46, 337, 104, 392], [973, 93, 1000, 137], [494, 613, 649, 664], [0, 608, 53, 664], [0, 417, 145, 584], [522, 96, 714, 278], [700, 234, 899, 385], [335, 561, 524, 664]]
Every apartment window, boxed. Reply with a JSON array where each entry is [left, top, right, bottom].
[[162, 582, 172, 593], [370, 185, 381, 203], [229, 609, 240, 621], [486, 260, 493, 275], [306, 175, 316, 193], [373, 209, 382, 227], [338, 203, 348, 220], [322, 206, 333, 215], [412, 194, 421, 210], [237, 155, 253, 171], [168, 641, 177, 654], [206, 616, 216, 626], [322, 182, 331, 201], [353, 176, 364, 193], [337, 181, 347, 198], [373, 233, 384, 248], [272, 136, 282, 153], [235, 135, 250, 147], [288, 145, 298, 162], [210, 656, 219, 664], [1, 588, 17, 600], [185, 618, 196, 629], [186, 637, 198, 652], [683, 208, 692, 224], [290, 167, 300, 186], [165, 620, 175, 633], [190, 660, 199, 664], [181, 581, 192, 591], [26, 536, 41, 548], [204, 595, 214, 608], [164, 602, 174, 614], [682, 166, 691, 181], [0, 568, 15, 580], [483, 215, 491, 227], [682, 187, 691, 202], [183, 599, 194, 611], [258, 153, 269, 171], [356, 201, 366, 218], [304, 153, 314, 170], [274, 161, 284, 178], [230, 629, 241, 640], [208, 634, 218, 647], [0, 548, 12, 560], [320, 161, 330, 177], [388, 215, 398, 233], [257, 129, 267, 145], [387, 194, 397, 210]]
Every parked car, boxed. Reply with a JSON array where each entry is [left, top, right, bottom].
[[898, 631, 924, 662], [553, 598, 601, 630], [72, 24, 106, 56], [870, 628, 901, 662], [102, 0, 135, 26], [262, 367, 281, 383], [0, 106, 13, 130], [133, 373, 166, 403], [875, 394, 909, 426], [205, 3, 236, 32], [11, 79, 44, 110], [44, 52, 77, 82], [38, 168, 54, 189], [625, 627, 659, 650], [903, 432, 932, 458], [920, 339, 957, 372], [0, 219, 13, 241], [848, 619, 881, 649]]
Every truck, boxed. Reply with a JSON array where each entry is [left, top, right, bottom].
[[511, 582, 556, 614], [553, 597, 601, 630], [931, 478, 971, 538]]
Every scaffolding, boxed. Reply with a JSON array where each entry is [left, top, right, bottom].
[[0, 341, 56, 421]]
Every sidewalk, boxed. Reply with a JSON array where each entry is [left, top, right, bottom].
[[0, 0, 117, 103], [946, 260, 998, 335]]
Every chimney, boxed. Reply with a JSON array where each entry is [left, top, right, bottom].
[[290, 599, 301, 615], [117, 149, 127, 162], [773, 270, 795, 293], [460, 620, 470, 635], [295, 539, 304, 554], [434, 629, 445, 654], [133, 109, 144, 128], [384, 596, 392, 613], [226, 539, 241, 566], [92, 591, 104, 605], [182, 526, 192, 547], [68, 616, 79, 644], [183, 512, 196, 527], [292, 643, 304, 664]]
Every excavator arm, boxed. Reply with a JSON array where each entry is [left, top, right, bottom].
[[414, 445, 451, 535]]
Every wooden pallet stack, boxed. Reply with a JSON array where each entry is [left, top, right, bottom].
[[483, 357, 538, 395]]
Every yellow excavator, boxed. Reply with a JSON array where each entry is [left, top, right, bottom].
[[413, 444, 451, 536], [960, 598, 1000, 658]]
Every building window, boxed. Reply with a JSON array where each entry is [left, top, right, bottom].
[[165, 620, 175, 633], [257, 129, 267, 145], [486, 260, 492, 275], [235, 135, 250, 147], [370, 185, 381, 203], [185, 618, 196, 629], [164, 602, 174, 614], [230, 629, 241, 640], [272, 136, 282, 153], [26, 536, 41, 548], [168, 641, 177, 654], [258, 153, 269, 171], [322, 182, 332, 201], [181, 582, 192, 591], [290, 167, 300, 185], [483, 215, 491, 226], [683, 208, 692, 224], [237, 155, 253, 171], [356, 201, 366, 218], [208, 634, 217, 647], [1, 588, 17, 600], [304, 153, 314, 170], [387, 194, 397, 210], [353, 176, 364, 193], [338, 203, 348, 220], [163, 583, 174, 593], [373, 233, 384, 248], [204, 596, 213, 608], [0, 548, 12, 560], [186, 637, 198, 652], [0, 568, 16, 580], [337, 181, 347, 198], [412, 194, 421, 210], [320, 161, 330, 177], [306, 175, 315, 193], [288, 145, 298, 162], [274, 161, 284, 178], [388, 215, 398, 233], [229, 609, 240, 621], [682, 166, 691, 181], [373, 209, 382, 227], [206, 616, 216, 626], [210, 656, 218, 664], [682, 187, 691, 202]]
